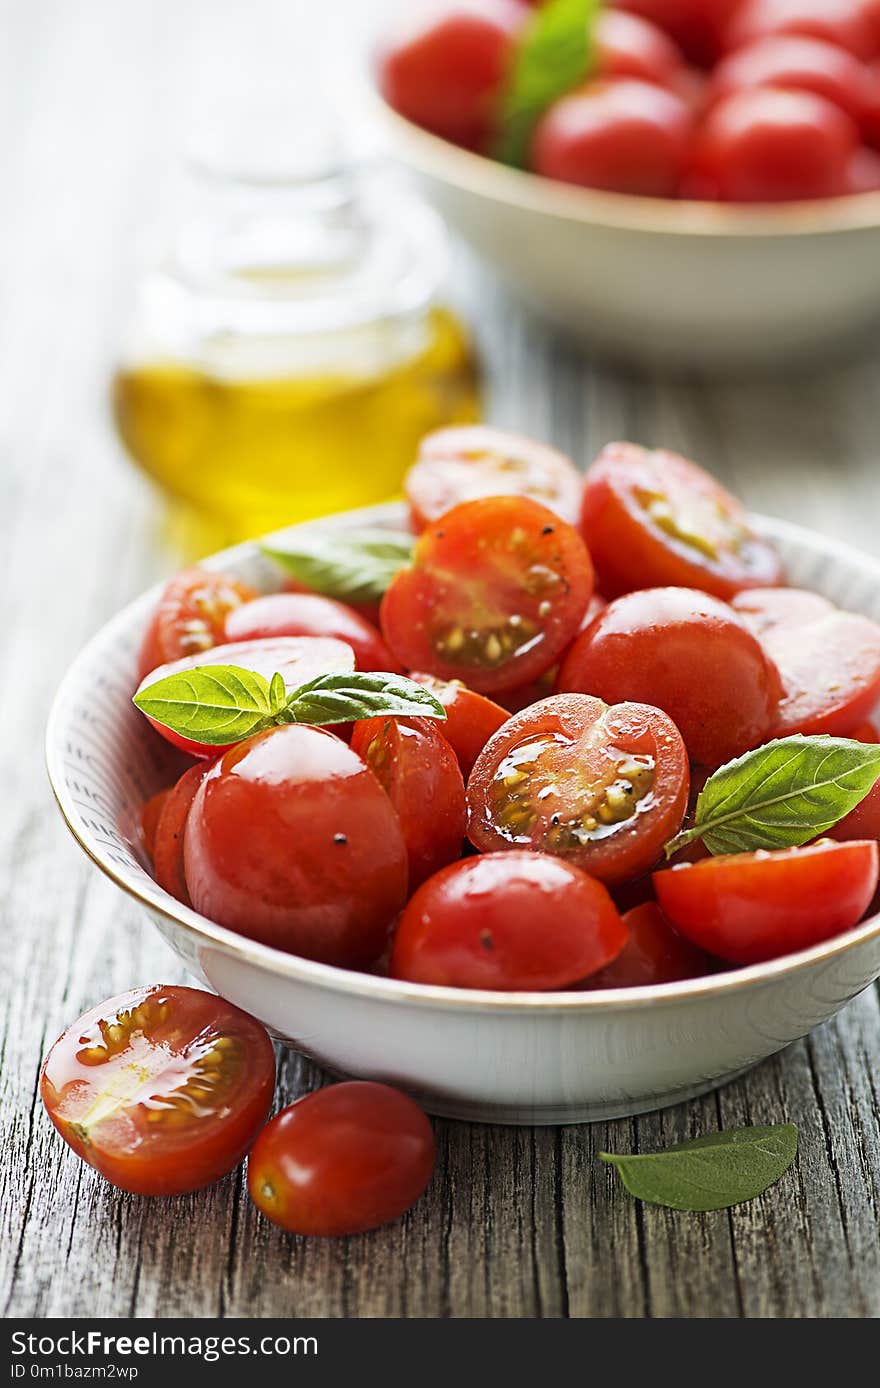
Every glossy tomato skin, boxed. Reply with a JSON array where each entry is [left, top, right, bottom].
[[247, 1082, 435, 1236], [707, 35, 873, 128], [409, 673, 509, 777], [829, 777, 880, 841], [467, 693, 689, 885], [580, 442, 783, 600], [40, 985, 275, 1196], [391, 852, 626, 990], [751, 605, 880, 736], [557, 587, 782, 767], [224, 592, 398, 673], [350, 716, 466, 889], [594, 10, 686, 88], [153, 761, 214, 905], [654, 839, 879, 964], [136, 635, 355, 758], [137, 569, 257, 682], [380, 496, 593, 695], [184, 725, 408, 967], [585, 900, 711, 987], [723, 0, 879, 61], [377, 0, 529, 152], [615, 0, 740, 66], [405, 425, 583, 531], [140, 788, 170, 862], [530, 79, 693, 196]]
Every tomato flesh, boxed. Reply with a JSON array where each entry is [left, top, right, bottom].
[[467, 692, 689, 885], [248, 1082, 435, 1236], [40, 985, 275, 1196], [224, 591, 398, 673], [391, 851, 626, 990], [409, 673, 509, 777], [585, 900, 711, 987], [137, 569, 257, 682]]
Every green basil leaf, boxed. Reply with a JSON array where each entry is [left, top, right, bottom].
[[133, 666, 275, 745], [280, 671, 447, 727], [665, 735, 880, 859], [260, 527, 414, 605], [495, 0, 600, 168], [601, 1124, 798, 1212]]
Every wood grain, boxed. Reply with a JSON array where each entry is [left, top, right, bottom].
[[3, 0, 880, 1320]]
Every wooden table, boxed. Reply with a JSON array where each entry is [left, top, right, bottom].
[[3, 0, 880, 1321]]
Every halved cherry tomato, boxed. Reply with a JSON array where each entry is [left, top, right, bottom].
[[390, 851, 626, 990], [494, 593, 608, 715], [829, 777, 880, 841], [595, 10, 687, 89], [751, 605, 880, 736], [137, 569, 257, 682], [136, 635, 355, 757], [140, 788, 170, 861], [851, 719, 880, 742], [616, 0, 739, 66], [654, 839, 879, 964], [585, 900, 711, 987], [723, 0, 879, 61], [409, 673, 509, 777], [405, 426, 584, 531], [223, 591, 398, 673], [557, 587, 782, 766], [152, 761, 214, 905], [707, 34, 873, 127], [466, 693, 689, 885], [40, 985, 275, 1196], [579, 442, 783, 600], [731, 585, 834, 633], [380, 496, 593, 694], [184, 724, 408, 967], [350, 716, 466, 888], [248, 1082, 435, 1237]]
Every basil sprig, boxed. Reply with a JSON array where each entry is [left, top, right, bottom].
[[665, 735, 880, 859], [495, 0, 600, 168], [260, 527, 414, 605], [602, 1124, 798, 1212], [134, 666, 445, 745]]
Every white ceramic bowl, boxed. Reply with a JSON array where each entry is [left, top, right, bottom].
[[46, 503, 880, 1124], [375, 96, 880, 370]]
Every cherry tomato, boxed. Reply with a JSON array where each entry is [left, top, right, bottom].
[[40, 985, 275, 1196], [405, 425, 584, 531], [708, 34, 873, 127], [248, 1082, 435, 1237], [829, 777, 880, 841], [654, 839, 879, 964], [140, 788, 170, 861], [350, 716, 466, 888], [723, 0, 879, 61], [137, 569, 257, 682], [731, 585, 834, 633], [579, 442, 783, 600], [757, 607, 880, 736], [224, 591, 398, 673], [377, 0, 529, 152], [136, 635, 355, 757], [184, 724, 408, 967], [409, 673, 509, 777], [615, 0, 740, 66], [685, 88, 857, 201], [530, 78, 693, 197], [585, 900, 711, 987], [594, 10, 686, 89], [391, 851, 626, 990], [851, 719, 880, 742], [152, 761, 213, 905], [380, 496, 593, 695], [847, 146, 880, 191], [557, 587, 782, 766], [467, 693, 689, 885], [864, 60, 880, 147]]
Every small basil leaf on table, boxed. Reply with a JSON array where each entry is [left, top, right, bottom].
[[279, 672, 447, 728], [132, 666, 275, 745], [495, 0, 600, 168], [665, 735, 880, 859], [601, 1124, 798, 1212], [260, 527, 414, 605]]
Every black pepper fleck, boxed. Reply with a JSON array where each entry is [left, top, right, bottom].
[[334, 833, 348, 846], [541, 525, 555, 535]]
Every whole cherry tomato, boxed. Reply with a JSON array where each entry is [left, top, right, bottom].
[[390, 851, 626, 990], [184, 724, 408, 967], [248, 1082, 435, 1236], [380, 496, 593, 695], [405, 426, 584, 531], [654, 839, 879, 964], [467, 693, 689, 884], [350, 716, 466, 888], [579, 442, 783, 600], [585, 900, 711, 986], [41, 985, 275, 1196], [615, 0, 740, 66], [152, 761, 214, 905], [409, 673, 509, 777], [723, 0, 879, 61], [557, 587, 782, 766], [137, 569, 257, 682], [594, 10, 687, 88], [224, 591, 398, 673], [707, 34, 873, 127], [530, 78, 693, 196], [140, 788, 170, 862]]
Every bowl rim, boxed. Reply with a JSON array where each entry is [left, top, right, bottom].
[[372, 89, 880, 240], [46, 504, 880, 1017]]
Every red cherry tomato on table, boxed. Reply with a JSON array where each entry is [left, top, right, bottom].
[[723, 0, 879, 61], [579, 442, 783, 601], [224, 591, 398, 673], [350, 716, 466, 889], [380, 497, 593, 695], [40, 985, 275, 1196], [390, 852, 627, 990], [184, 724, 408, 968], [530, 79, 693, 197], [557, 587, 782, 767], [137, 569, 257, 682], [152, 761, 214, 905], [585, 900, 711, 987], [594, 11, 687, 90], [405, 426, 584, 531], [707, 35, 874, 127], [467, 693, 689, 885], [615, 0, 740, 66], [654, 839, 879, 964], [409, 673, 509, 777], [248, 1082, 435, 1237]]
